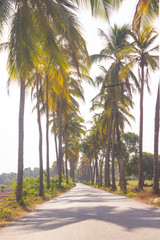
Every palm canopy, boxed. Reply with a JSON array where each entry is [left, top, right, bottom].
[[133, 0, 159, 29], [91, 25, 139, 96], [120, 25, 159, 92], [3, 0, 90, 82], [76, 0, 124, 20], [91, 24, 131, 63]]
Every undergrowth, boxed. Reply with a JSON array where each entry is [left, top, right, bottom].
[[0, 174, 75, 227], [83, 180, 160, 208]]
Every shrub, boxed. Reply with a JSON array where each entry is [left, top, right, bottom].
[[0, 185, 7, 192], [60, 182, 68, 191], [22, 177, 39, 198]]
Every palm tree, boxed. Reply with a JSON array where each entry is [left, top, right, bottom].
[[35, 74, 44, 196], [5, 0, 91, 200], [153, 83, 160, 194], [91, 24, 137, 193], [7, 1, 38, 201], [128, 25, 158, 189], [133, 0, 159, 29]]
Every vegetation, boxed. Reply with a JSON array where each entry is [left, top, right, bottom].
[[0, 0, 159, 222], [0, 174, 75, 227]]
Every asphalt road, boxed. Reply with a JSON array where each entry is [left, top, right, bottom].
[[0, 183, 160, 240]]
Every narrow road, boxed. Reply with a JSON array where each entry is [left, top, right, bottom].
[[0, 183, 160, 240]]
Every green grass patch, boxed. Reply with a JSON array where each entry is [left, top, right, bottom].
[[0, 175, 75, 228]]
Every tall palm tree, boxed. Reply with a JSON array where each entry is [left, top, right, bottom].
[[153, 83, 160, 194], [35, 74, 44, 196], [2, 0, 91, 200], [128, 25, 158, 189], [91, 24, 137, 193], [7, 1, 38, 201]]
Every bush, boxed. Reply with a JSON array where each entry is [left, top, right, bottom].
[[86, 181, 92, 186], [0, 185, 7, 192], [60, 182, 69, 191], [22, 177, 39, 198]]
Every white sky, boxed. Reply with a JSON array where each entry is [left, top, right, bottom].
[[0, 0, 159, 174]]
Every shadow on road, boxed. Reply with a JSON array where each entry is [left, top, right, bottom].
[[10, 184, 160, 232]]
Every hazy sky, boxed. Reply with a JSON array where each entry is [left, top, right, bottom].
[[0, 0, 159, 174]]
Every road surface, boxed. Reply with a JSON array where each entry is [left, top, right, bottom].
[[0, 183, 160, 240]]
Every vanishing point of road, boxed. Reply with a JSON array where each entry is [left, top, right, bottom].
[[0, 183, 160, 240]]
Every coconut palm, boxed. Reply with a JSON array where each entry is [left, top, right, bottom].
[[35, 74, 44, 196], [1, 0, 91, 200], [91, 24, 138, 193], [6, 1, 39, 201], [128, 25, 158, 189], [133, 0, 159, 29], [153, 83, 160, 194]]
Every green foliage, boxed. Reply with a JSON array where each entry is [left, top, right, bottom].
[[22, 177, 39, 198], [86, 181, 92, 186], [0, 175, 76, 224], [11, 174, 75, 200], [0, 196, 19, 221], [60, 182, 69, 191], [0, 172, 17, 186], [126, 152, 160, 181], [0, 168, 55, 187], [0, 185, 7, 192]]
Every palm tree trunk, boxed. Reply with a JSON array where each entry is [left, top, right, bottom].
[[65, 137, 68, 184], [93, 160, 96, 183], [46, 76, 50, 189], [99, 158, 104, 187], [57, 102, 63, 188], [105, 118, 111, 188], [95, 150, 99, 185], [70, 156, 73, 180], [73, 156, 75, 182], [112, 87, 126, 193], [36, 78, 43, 196], [115, 110, 126, 193], [53, 111, 59, 168], [153, 84, 160, 194], [138, 64, 144, 190], [111, 119, 116, 190], [89, 158, 92, 183], [16, 78, 25, 201]]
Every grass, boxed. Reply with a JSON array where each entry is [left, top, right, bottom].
[[88, 180, 160, 208], [0, 188, 70, 228]]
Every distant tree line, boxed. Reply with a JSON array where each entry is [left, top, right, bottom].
[[0, 167, 56, 186]]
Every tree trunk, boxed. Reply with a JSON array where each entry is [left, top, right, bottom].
[[62, 157, 65, 175], [53, 111, 59, 168], [36, 78, 43, 196], [95, 151, 99, 185], [16, 78, 25, 201], [57, 102, 63, 188], [99, 158, 104, 187], [92, 160, 96, 184], [70, 155, 75, 182], [138, 64, 144, 190], [105, 118, 111, 188], [65, 137, 68, 184], [46, 76, 50, 189], [115, 111, 126, 193], [111, 119, 116, 190], [112, 87, 126, 193], [89, 158, 92, 183], [70, 157, 73, 180], [73, 156, 75, 182], [153, 84, 160, 194]]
